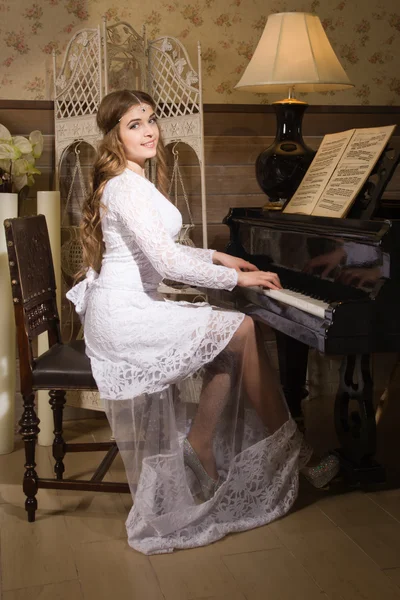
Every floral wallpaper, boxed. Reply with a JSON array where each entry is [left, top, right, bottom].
[[0, 0, 399, 104]]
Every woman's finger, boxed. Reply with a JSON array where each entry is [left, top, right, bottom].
[[246, 262, 259, 271], [262, 274, 282, 289], [262, 281, 281, 290], [266, 270, 280, 279], [238, 260, 258, 272], [321, 266, 333, 278], [265, 272, 281, 286]]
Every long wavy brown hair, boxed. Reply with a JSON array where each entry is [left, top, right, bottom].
[[79, 89, 169, 277]]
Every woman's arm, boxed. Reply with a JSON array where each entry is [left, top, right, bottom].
[[112, 179, 238, 291], [177, 245, 216, 263]]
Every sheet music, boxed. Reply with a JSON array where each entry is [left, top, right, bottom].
[[313, 125, 396, 217], [283, 129, 354, 215], [284, 125, 396, 218]]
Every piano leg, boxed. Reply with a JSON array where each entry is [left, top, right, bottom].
[[334, 354, 385, 485], [275, 332, 309, 419]]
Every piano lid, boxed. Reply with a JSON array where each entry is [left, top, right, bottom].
[[224, 208, 393, 299], [225, 208, 392, 241]]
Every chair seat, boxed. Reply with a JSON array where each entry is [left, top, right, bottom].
[[33, 340, 97, 390]]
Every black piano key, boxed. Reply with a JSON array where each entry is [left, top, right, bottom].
[[274, 265, 368, 305]]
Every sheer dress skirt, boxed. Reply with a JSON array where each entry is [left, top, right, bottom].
[[80, 291, 304, 555], [65, 167, 304, 554]]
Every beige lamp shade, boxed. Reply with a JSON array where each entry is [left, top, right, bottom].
[[235, 12, 354, 94]]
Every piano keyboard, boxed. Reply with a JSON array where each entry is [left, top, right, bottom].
[[250, 287, 329, 318]]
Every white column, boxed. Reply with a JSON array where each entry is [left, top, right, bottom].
[[37, 192, 61, 446], [0, 193, 18, 455]]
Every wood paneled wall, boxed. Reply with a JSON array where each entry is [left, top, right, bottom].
[[1, 101, 399, 250], [2, 101, 400, 420], [196, 105, 400, 249]]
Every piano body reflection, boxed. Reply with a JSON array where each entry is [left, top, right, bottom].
[[206, 207, 400, 484]]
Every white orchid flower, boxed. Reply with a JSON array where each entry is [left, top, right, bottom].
[[0, 124, 12, 142], [12, 136, 32, 155], [29, 130, 44, 159], [12, 174, 28, 191], [0, 124, 42, 192], [0, 158, 11, 171], [13, 157, 40, 177], [12, 160, 40, 191], [12, 158, 30, 177], [0, 142, 19, 160]]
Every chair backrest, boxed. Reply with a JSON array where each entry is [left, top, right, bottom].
[[4, 215, 62, 390]]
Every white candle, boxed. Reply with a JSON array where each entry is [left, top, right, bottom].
[[37, 191, 61, 446], [0, 193, 18, 455]]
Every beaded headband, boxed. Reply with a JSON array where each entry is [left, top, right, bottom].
[[107, 92, 147, 134], [118, 92, 147, 120]]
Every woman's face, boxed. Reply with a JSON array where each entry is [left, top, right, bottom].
[[118, 102, 159, 172]]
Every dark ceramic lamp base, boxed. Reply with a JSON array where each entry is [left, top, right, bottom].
[[256, 99, 316, 210]]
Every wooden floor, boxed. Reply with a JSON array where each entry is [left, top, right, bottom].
[[1, 397, 400, 600]]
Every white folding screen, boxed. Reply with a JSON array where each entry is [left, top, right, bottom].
[[53, 19, 207, 245], [51, 20, 209, 413], [148, 37, 207, 247]]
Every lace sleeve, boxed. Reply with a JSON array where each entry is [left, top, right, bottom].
[[178, 245, 215, 263], [111, 178, 238, 291]]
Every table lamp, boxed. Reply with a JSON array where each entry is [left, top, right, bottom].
[[235, 12, 354, 209]]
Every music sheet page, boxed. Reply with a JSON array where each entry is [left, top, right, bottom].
[[283, 129, 354, 215], [312, 125, 396, 217]]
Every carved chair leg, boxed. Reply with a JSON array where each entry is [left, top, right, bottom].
[[19, 392, 40, 522], [49, 390, 67, 480]]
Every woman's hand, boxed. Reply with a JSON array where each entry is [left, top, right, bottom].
[[303, 247, 346, 278], [237, 270, 282, 290], [338, 266, 381, 288], [212, 251, 259, 273], [212, 252, 281, 290]]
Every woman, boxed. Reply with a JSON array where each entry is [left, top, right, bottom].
[[67, 89, 339, 555]]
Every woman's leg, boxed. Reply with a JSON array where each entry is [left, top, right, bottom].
[[231, 317, 290, 433], [187, 316, 290, 478]]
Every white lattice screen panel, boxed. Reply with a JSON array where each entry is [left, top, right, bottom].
[[106, 22, 147, 93], [149, 37, 200, 119], [54, 29, 101, 120], [148, 36, 207, 247]]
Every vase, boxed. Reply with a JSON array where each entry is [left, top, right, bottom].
[[0, 180, 13, 194], [255, 101, 315, 208], [0, 193, 18, 454]]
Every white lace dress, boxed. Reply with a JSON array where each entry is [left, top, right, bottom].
[[67, 168, 303, 555]]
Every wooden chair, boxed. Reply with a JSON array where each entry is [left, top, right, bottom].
[[4, 214, 129, 522]]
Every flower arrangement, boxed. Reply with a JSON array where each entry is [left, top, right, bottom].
[[0, 124, 43, 196]]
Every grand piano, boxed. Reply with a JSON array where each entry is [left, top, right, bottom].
[[206, 146, 400, 485]]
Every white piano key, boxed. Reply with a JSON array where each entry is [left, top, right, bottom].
[[248, 286, 329, 319]]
